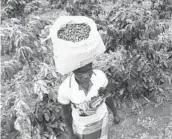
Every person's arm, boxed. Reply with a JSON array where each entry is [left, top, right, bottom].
[[58, 82, 78, 139], [105, 95, 120, 124], [99, 85, 120, 124], [61, 104, 78, 139], [98, 70, 120, 124], [61, 104, 73, 134], [105, 95, 117, 116]]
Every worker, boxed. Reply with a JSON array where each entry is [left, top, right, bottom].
[[58, 62, 120, 139]]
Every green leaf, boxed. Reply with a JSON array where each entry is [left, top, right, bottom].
[[127, 79, 135, 87], [50, 115, 56, 122], [44, 113, 50, 122], [39, 66, 48, 78], [120, 12, 126, 21], [143, 83, 148, 89], [36, 113, 43, 122], [158, 87, 164, 93], [125, 31, 132, 41], [46, 126, 54, 133], [126, 24, 133, 32], [19, 84, 31, 96], [34, 40, 41, 47], [43, 132, 49, 138], [119, 29, 126, 38], [109, 11, 122, 22], [36, 20, 44, 29], [46, 123, 57, 128], [33, 25, 41, 35], [128, 85, 134, 93], [131, 69, 138, 78], [149, 87, 154, 92], [59, 126, 65, 132], [27, 31, 37, 39], [137, 64, 142, 72], [119, 89, 124, 95], [51, 70, 58, 78], [126, 19, 132, 24], [4, 65, 15, 79], [163, 61, 168, 68], [37, 80, 48, 94], [7, 0, 18, 5]]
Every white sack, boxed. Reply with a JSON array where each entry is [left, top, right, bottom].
[[50, 16, 106, 75]]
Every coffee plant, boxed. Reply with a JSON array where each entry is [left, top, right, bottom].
[[47, 0, 68, 9], [24, 0, 41, 15], [151, 0, 172, 19], [1, 0, 31, 20], [1, 15, 67, 138], [65, 0, 104, 22], [1, 0, 42, 20], [96, 0, 172, 107]]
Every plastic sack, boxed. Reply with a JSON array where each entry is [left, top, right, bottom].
[[50, 16, 106, 75]]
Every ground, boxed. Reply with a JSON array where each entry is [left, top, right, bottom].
[[108, 101, 172, 139]]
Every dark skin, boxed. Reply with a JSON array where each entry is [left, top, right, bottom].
[[61, 63, 120, 139]]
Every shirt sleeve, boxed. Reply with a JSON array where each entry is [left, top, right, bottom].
[[57, 83, 70, 105], [95, 70, 108, 88], [100, 71, 108, 88]]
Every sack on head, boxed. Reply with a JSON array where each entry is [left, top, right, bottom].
[[50, 16, 106, 75]]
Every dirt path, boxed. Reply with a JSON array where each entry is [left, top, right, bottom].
[[108, 101, 172, 139]]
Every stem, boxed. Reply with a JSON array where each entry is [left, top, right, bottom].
[[140, 93, 151, 103], [11, 131, 20, 139]]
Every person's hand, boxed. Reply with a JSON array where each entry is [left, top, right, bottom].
[[113, 114, 120, 125], [98, 87, 106, 96], [69, 133, 79, 139]]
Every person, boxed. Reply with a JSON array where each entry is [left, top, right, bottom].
[[58, 62, 120, 139]]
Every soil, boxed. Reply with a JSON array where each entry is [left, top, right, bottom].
[[108, 101, 172, 139]]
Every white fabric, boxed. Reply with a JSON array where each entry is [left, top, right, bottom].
[[50, 16, 106, 75], [58, 69, 108, 126], [73, 112, 108, 139]]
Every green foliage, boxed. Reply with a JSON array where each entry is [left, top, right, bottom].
[[1, 0, 28, 20], [1, 59, 66, 139], [1, 0, 68, 20], [24, 0, 40, 15], [65, 0, 104, 22], [151, 0, 172, 19], [100, 0, 172, 105], [1, 0, 46, 20], [1, 16, 65, 139], [33, 94, 65, 138], [47, 0, 68, 9], [1, 17, 53, 81]]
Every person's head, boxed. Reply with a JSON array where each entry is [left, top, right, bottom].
[[73, 63, 93, 83]]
